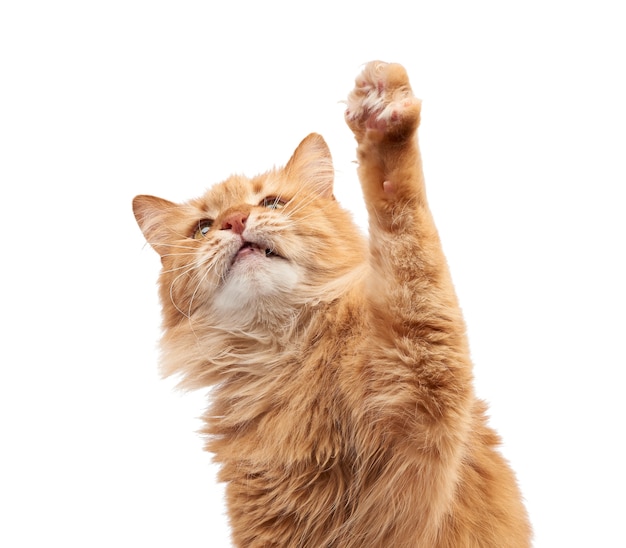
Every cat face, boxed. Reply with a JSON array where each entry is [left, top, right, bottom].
[[133, 134, 366, 329]]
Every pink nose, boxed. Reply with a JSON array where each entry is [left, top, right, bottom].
[[220, 211, 248, 234]]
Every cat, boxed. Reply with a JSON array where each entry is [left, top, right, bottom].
[[133, 61, 532, 547]]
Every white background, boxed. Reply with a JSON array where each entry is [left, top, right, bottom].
[[2, 1, 625, 546]]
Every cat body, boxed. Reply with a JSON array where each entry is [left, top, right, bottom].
[[133, 62, 531, 547]]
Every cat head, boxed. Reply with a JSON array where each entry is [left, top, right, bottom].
[[133, 133, 366, 334]]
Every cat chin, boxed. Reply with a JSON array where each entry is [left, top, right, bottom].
[[211, 259, 301, 316]]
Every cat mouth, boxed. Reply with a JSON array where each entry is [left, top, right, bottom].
[[235, 240, 283, 260]]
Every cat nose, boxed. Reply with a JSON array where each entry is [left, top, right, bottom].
[[220, 210, 248, 234]]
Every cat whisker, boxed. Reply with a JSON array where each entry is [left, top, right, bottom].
[[187, 255, 220, 318], [168, 265, 198, 319], [160, 252, 201, 260], [160, 261, 206, 275], [145, 241, 196, 250], [287, 200, 336, 225], [168, 252, 220, 319], [281, 191, 316, 219]]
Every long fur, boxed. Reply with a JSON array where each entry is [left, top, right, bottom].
[[133, 61, 531, 547]]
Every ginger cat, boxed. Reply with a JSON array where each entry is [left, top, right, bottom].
[[133, 61, 531, 547]]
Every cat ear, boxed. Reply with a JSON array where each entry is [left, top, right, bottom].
[[285, 133, 334, 198], [132, 194, 180, 256]]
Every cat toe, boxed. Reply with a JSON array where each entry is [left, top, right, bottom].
[[345, 61, 421, 140]]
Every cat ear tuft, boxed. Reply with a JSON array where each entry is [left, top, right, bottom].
[[132, 194, 179, 255], [285, 133, 334, 198]]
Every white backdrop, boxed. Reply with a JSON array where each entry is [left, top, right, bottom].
[[2, 1, 625, 547]]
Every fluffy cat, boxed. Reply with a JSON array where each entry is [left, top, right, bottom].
[[133, 61, 531, 547]]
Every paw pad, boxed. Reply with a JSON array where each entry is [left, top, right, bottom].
[[345, 61, 421, 138]]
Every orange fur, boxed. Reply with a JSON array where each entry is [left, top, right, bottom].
[[133, 61, 531, 547]]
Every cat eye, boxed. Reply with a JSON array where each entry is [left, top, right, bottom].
[[260, 196, 286, 210], [193, 219, 214, 239]]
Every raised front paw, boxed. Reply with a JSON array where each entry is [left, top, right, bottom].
[[345, 61, 421, 142]]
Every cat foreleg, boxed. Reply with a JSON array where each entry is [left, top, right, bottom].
[[344, 61, 475, 543]]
